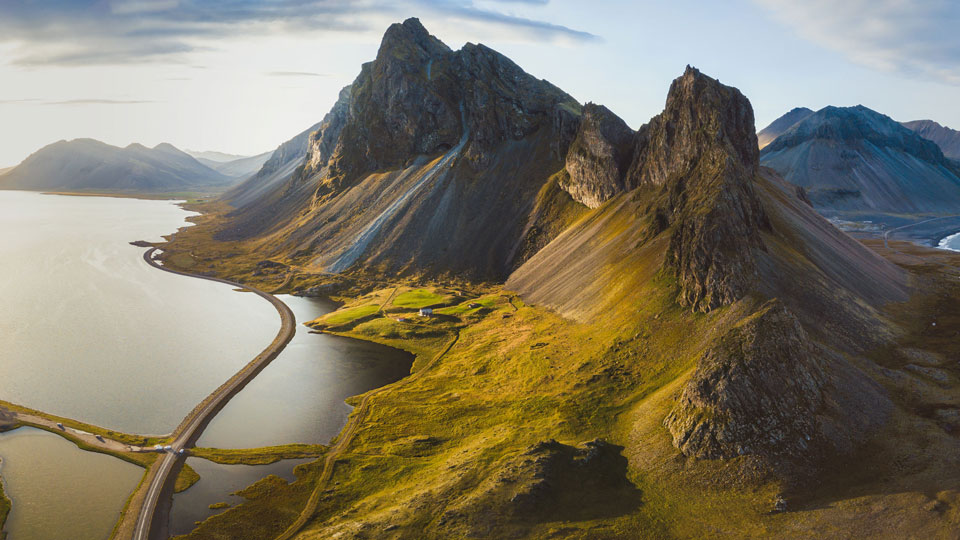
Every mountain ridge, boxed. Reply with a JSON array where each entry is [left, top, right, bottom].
[[759, 105, 960, 213], [903, 119, 960, 161], [0, 138, 233, 193]]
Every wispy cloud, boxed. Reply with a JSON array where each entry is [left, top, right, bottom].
[[0, 1, 597, 67], [0, 98, 156, 106], [267, 71, 331, 77], [753, 0, 960, 85], [44, 99, 157, 105]]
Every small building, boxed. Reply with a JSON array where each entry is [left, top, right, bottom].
[[419, 308, 433, 317]]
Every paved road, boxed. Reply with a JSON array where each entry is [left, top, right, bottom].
[[131, 248, 296, 540]]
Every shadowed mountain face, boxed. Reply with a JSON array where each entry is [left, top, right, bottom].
[[759, 105, 960, 214], [0, 139, 232, 192], [903, 119, 960, 161], [218, 18, 582, 280], [757, 107, 813, 149]]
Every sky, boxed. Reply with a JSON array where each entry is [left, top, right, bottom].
[[1, 0, 959, 167]]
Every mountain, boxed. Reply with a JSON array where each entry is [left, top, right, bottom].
[[903, 119, 960, 160], [215, 17, 584, 279], [158, 19, 960, 539], [509, 69, 902, 470], [184, 149, 249, 162], [757, 106, 813, 149], [195, 151, 273, 179], [759, 105, 960, 213], [0, 139, 233, 193], [220, 119, 326, 210]]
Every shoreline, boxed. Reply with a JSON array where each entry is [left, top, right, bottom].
[[124, 247, 296, 540]]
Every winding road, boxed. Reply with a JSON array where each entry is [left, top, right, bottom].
[[130, 248, 296, 540]]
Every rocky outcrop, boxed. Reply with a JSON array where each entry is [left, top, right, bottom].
[[437, 439, 640, 536], [664, 299, 891, 472], [561, 103, 635, 208], [630, 67, 768, 312], [665, 301, 825, 461], [303, 18, 580, 197]]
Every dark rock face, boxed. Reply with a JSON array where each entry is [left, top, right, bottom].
[[665, 301, 825, 461], [664, 299, 891, 473], [312, 18, 578, 193], [630, 67, 768, 312], [561, 103, 635, 208], [438, 439, 640, 536]]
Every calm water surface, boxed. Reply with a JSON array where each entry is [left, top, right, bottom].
[[197, 294, 413, 448], [0, 427, 142, 540], [0, 190, 277, 434], [168, 457, 312, 536]]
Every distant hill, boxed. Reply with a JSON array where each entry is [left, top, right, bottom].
[[903, 119, 960, 161], [184, 149, 248, 163], [195, 151, 273, 179], [221, 120, 325, 211], [757, 107, 813, 149], [759, 105, 960, 214], [0, 139, 234, 193]]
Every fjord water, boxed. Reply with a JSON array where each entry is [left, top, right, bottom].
[[0, 190, 278, 434], [168, 456, 313, 536], [196, 294, 413, 449], [0, 427, 141, 540]]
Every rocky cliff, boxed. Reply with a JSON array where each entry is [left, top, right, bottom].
[[664, 299, 889, 472], [217, 18, 584, 279], [560, 103, 635, 208], [628, 67, 769, 311]]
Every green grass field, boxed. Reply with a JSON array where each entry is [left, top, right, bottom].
[[391, 288, 450, 309], [318, 304, 380, 326]]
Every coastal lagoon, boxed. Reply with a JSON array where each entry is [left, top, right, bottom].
[[168, 457, 313, 536], [0, 190, 277, 435], [0, 190, 414, 538], [0, 427, 141, 540], [197, 294, 413, 449]]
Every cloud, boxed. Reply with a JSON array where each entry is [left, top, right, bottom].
[[267, 71, 331, 77], [0, 1, 597, 67], [43, 99, 157, 105], [753, 0, 960, 84], [0, 98, 155, 106]]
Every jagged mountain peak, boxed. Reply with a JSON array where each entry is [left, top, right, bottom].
[[627, 66, 759, 188], [377, 17, 451, 66]]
